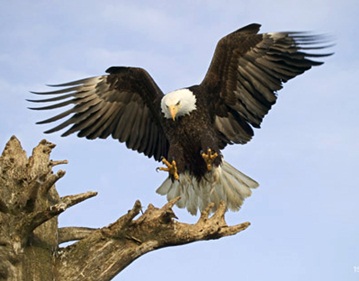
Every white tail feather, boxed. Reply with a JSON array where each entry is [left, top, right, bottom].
[[156, 160, 259, 215]]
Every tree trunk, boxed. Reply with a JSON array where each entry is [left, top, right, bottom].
[[0, 136, 250, 281]]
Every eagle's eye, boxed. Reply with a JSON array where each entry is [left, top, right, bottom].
[[176, 101, 181, 106]]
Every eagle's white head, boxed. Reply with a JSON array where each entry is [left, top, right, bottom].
[[161, 89, 197, 120]]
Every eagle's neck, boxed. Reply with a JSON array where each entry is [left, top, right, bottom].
[[161, 89, 197, 120]]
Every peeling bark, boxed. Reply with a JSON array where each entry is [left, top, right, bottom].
[[0, 136, 250, 281]]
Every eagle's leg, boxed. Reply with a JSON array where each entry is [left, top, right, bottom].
[[201, 148, 219, 171], [157, 157, 179, 180]]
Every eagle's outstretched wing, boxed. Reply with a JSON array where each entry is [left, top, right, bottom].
[[29, 67, 169, 161], [201, 23, 333, 147]]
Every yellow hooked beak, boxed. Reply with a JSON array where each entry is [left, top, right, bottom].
[[169, 105, 179, 121]]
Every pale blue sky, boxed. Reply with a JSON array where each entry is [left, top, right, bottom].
[[1, 1, 358, 280]]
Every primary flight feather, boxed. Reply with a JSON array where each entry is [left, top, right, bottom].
[[29, 23, 332, 215]]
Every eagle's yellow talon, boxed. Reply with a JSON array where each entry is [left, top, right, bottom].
[[157, 158, 179, 180], [201, 148, 219, 171]]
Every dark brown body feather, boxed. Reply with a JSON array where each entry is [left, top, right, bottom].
[[161, 85, 222, 179]]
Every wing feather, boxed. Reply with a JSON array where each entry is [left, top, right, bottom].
[[29, 67, 168, 161], [75, 102, 113, 138], [127, 102, 143, 148], [201, 23, 333, 145], [132, 106, 149, 151], [85, 102, 118, 139]]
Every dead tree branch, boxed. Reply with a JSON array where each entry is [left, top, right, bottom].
[[0, 136, 250, 281]]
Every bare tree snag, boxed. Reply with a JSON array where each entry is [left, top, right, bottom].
[[0, 136, 250, 281]]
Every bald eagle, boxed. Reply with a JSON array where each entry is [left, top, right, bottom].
[[29, 23, 332, 215]]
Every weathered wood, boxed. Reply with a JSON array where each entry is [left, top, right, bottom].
[[0, 137, 62, 281], [0, 136, 250, 281]]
